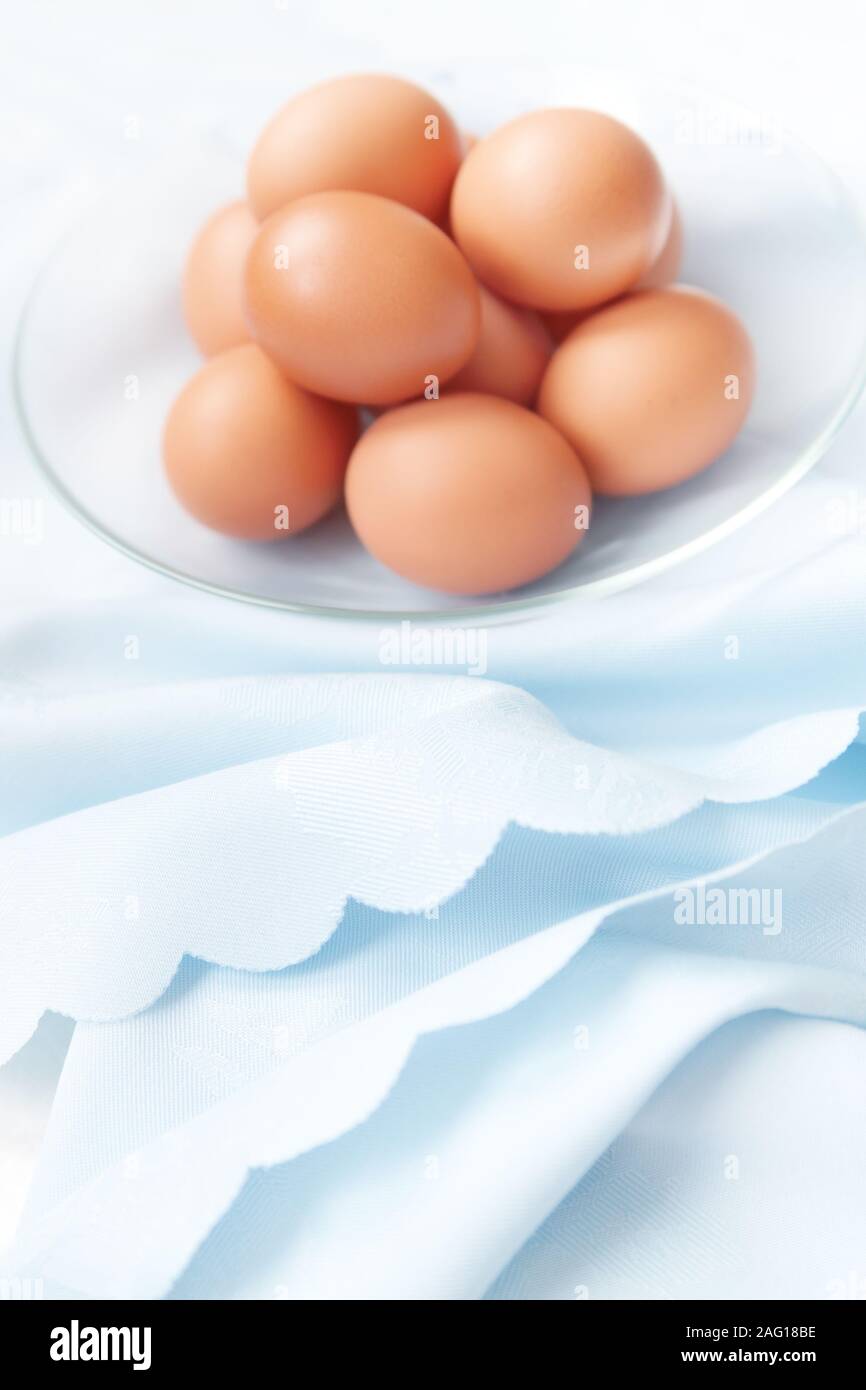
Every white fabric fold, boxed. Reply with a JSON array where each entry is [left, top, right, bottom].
[[489, 1012, 866, 1300], [8, 798, 866, 1299], [3, 676, 858, 1067]]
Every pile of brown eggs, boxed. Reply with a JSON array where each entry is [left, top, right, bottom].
[[164, 73, 755, 597]]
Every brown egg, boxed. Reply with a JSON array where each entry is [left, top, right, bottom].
[[163, 344, 358, 539], [448, 285, 551, 404], [542, 200, 683, 339], [244, 191, 480, 405], [182, 201, 257, 356], [345, 393, 592, 595], [637, 201, 684, 289], [438, 133, 478, 235], [537, 286, 755, 496], [450, 108, 670, 312], [247, 73, 463, 225]]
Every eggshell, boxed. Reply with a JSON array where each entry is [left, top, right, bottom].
[[438, 132, 478, 235], [247, 73, 463, 224], [448, 285, 551, 404], [244, 191, 481, 405], [345, 393, 592, 595], [637, 200, 684, 289], [542, 201, 683, 340], [450, 108, 671, 311], [537, 286, 755, 496], [163, 343, 357, 539], [182, 201, 257, 356]]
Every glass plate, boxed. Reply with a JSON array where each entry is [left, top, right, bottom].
[[14, 63, 866, 618]]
